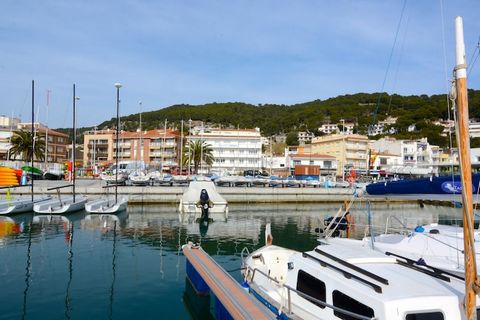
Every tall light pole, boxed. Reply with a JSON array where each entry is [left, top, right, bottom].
[[114, 82, 122, 203]]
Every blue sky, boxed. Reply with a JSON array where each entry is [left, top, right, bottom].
[[1, 0, 480, 128]]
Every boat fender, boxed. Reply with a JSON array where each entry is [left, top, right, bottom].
[[414, 226, 425, 233], [241, 280, 249, 292]]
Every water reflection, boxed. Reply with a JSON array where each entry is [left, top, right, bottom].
[[0, 202, 469, 320]]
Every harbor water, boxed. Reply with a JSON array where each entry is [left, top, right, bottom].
[[0, 202, 466, 319]]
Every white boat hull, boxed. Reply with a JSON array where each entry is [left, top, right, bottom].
[[243, 239, 477, 319], [33, 195, 88, 214], [179, 181, 228, 217], [0, 196, 52, 215], [85, 196, 128, 214], [365, 223, 480, 276]]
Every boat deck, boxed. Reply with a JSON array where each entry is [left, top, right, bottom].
[[182, 242, 276, 320]]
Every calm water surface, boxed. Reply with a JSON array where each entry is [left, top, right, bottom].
[[0, 202, 465, 319]]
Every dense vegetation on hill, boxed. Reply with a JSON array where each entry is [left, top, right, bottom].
[[58, 90, 480, 148]]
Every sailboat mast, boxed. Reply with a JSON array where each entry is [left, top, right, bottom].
[[31, 80, 34, 202], [72, 84, 76, 203], [114, 83, 122, 203], [455, 16, 478, 320]]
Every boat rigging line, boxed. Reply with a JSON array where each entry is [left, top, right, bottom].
[[372, 0, 407, 124]]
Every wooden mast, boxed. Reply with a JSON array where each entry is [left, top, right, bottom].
[[454, 16, 479, 319]]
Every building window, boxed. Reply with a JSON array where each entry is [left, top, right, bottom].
[[296, 270, 326, 309], [332, 290, 374, 320], [380, 158, 387, 165], [324, 161, 332, 168], [405, 312, 444, 320]]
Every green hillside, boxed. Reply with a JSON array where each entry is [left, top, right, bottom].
[[58, 90, 480, 148]]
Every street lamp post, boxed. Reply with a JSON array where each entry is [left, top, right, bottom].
[[114, 82, 122, 203]]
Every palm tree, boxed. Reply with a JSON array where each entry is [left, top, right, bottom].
[[183, 140, 214, 174], [9, 130, 45, 161]]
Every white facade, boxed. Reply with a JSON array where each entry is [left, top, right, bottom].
[[261, 155, 287, 173], [297, 131, 315, 144], [371, 137, 441, 175], [367, 117, 398, 136], [188, 128, 262, 174], [318, 124, 339, 135], [470, 122, 480, 138]]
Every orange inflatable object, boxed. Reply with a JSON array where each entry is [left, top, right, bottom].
[[0, 167, 20, 187]]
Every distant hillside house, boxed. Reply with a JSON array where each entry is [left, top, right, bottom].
[[187, 128, 262, 175], [318, 124, 339, 135], [297, 131, 315, 145], [367, 116, 397, 136]]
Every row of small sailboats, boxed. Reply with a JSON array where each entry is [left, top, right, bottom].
[[1, 82, 127, 215]]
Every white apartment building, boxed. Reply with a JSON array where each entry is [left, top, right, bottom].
[[470, 122, 480, 138], [318, 124, 339, 135], [368, 117, 398, 136], [0, 116, 20, 160], [371, 137, 440, 175], [297, 131, 315, 144], [187, 128, 262, 175]]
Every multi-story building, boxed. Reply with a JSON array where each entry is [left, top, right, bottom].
[[297, 131, 315, 145], [287, 153, 337, 176], [17, 122, 69, 163], [187, 128, 262, 175], [371, 137, 440, 175], [318, 123, 339, 135], [367, 116, 398, 136], [469, 121, 480, 138], [83, 129, 182, 170], [0, 116, 20, 160], [310, 134, 369, 177]]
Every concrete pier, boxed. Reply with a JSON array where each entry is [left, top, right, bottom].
[[3, 179, 413, 205]]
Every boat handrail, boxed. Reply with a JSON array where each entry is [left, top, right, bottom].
[[248, 266, 376, 320], [386, 251, 465, 281], [314, 248, 389, 285], [302, 252, 383, 293], [47, 184, 74, 191], [384, 215, 409, 234]]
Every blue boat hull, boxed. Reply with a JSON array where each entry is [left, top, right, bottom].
[[366, 174, 480, 195]]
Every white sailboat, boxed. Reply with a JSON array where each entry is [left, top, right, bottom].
[[85, 83, 128, 214], [241, 16, 480, 320], [0, 80, 51, 214], [34, 84, 87, 214]]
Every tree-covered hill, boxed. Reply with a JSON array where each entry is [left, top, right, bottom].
[[57, 90, 480, 147]]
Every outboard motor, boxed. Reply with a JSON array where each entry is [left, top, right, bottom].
[[199, 189, 210, 221]]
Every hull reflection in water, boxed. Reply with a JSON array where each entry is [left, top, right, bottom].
[[0, 203, 469, 319], [182, 278, 214, 320]]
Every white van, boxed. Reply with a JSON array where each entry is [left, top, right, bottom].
[[107, 161, 147, 175]]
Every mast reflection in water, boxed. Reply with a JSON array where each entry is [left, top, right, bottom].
[[0, 203, 467, 319]]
